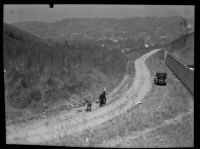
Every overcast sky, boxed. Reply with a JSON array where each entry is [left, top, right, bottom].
[[4, 4, 194, 23]]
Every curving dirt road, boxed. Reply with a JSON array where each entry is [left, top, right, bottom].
[[6, 48, 162, 145]]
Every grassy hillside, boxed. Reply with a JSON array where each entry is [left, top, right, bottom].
[[4, 23, 128, 122], [167, 32, 194, 65]]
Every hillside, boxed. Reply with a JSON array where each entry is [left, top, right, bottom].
[[167, 32, 194, 65], [4, 23, 128, 123]]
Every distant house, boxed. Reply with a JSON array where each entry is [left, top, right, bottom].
[[160, 36, 167, 39], [121, 48, 130, 53], [113, 39, 118, 43]]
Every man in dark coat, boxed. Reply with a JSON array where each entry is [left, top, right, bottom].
[[99, 88, 107, 107]]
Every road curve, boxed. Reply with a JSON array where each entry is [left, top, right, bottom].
[[6, 49, 162, 145]]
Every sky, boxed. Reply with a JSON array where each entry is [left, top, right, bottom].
[[4, 4, 194, 23]]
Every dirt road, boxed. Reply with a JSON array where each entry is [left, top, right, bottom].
[[6, 49, 162, 145]]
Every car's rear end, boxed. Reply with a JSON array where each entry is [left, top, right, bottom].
[[154, 72, 167, 86]]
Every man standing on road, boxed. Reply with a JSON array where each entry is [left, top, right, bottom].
[[99, 88, 107, 107]]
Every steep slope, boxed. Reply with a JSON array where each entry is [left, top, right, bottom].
[[4, 23, 128, 123], [167, 32, 194, 65], [4, 23, 47, 43]]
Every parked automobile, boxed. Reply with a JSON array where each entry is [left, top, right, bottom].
[[154, 72, 167, 86]]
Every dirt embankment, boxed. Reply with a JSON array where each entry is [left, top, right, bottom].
[[168, 32, 194, 65], [164, 51, 194, 95]]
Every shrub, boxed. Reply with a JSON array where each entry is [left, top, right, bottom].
[[7, 88, 32, 109], [29, 88, 42, 102], [21, 97, 32, 109]]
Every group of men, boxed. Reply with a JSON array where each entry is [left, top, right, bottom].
[[83, 88, 107, 112]]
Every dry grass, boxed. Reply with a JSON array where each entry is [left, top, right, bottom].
[[53, 50, 193, 147], [108, 111, 193, 148]]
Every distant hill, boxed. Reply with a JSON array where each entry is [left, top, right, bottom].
[[3, 23, 50, 69], [4, 23, 46, 44], [12, 17, 194, 43], [167, 32, 194, 65]]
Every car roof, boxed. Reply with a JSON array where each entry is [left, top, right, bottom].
[[156, 72, 167, 74]]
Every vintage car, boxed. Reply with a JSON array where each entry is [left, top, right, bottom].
[[154, 72, 167, 86]]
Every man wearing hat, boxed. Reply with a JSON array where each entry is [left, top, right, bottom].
[[99, 88, 107, 107]]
